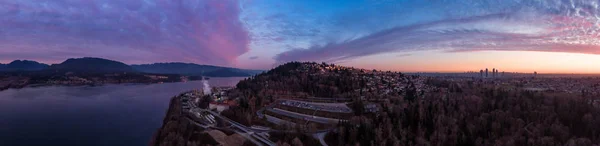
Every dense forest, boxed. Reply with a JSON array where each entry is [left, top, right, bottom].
[[330, 83, 599, 146], [227, 62, 600, 146]]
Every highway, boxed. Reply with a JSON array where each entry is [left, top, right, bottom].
[[268, 108, 336, 124], [186, 116, 265, 146], [202, 109, 276, 146], [181, 95, 275, 146], [182, 95, 331, 146], [186, 97, 275, 146], [255, 99, 341, 146]]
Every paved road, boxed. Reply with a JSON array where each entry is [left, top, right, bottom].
[[184, 96, 333, 146], [313, 131, 329, 146], [280, 99, 353, 113], [255, 99, 339, 146], [186, 116, 265, 146], [268, 108, 339, 124], [182, 95, 274, 146], [196, 108, 276, 146], [256, 99, 278, 118]]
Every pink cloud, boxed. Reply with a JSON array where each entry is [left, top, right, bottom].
[[0, 0, 250, 66]]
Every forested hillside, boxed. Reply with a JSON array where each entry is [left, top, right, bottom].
[[229, 62, 600, 146]]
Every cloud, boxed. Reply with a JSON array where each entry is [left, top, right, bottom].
[[249, 56, 259, 60], [274, 0, 600, 63], [396, 54, 412, 58], [0, 0, 249, 66]]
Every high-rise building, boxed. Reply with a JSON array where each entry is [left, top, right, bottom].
[[496, 69, 500, 77], [492, 68, 496, 77], [485, 68, 489, 78], [480, 69, 484, 78]]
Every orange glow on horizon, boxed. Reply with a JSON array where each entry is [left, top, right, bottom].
[[343, 50, 600, 74]]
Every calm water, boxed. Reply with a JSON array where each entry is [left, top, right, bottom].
[[0, 77, 244, 146]]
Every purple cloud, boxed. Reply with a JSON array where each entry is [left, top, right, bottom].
[[0, 0, 249, 66]]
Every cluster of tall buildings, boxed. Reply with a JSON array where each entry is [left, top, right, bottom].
[[479, 68, 502, 78]]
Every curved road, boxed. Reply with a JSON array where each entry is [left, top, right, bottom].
[[184, 96, 331, 146]]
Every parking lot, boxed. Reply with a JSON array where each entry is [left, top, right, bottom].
[[279, 99, 352, 113]]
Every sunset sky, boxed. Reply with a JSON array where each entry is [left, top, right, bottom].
[[0, 0, 599, 73]]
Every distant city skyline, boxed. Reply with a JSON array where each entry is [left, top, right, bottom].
[[1, 51, 600, 74], [0, 0, 599, 73]]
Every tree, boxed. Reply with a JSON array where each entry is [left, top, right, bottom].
[[351, 99, 365, 116], [404, 82, 417, 101]]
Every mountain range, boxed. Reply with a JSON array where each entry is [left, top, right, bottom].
[[47, 57, 136, 73], [0, 60, 50, 72], [131, 63, 263, 77], [0, 57, 262, 77]]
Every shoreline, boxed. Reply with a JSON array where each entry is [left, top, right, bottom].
[[0, 76, 253, 92], [0, 80, 195, 92]]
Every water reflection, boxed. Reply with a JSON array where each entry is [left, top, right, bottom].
[[0, 77, 244, 146]]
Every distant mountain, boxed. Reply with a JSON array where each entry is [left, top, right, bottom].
[[0, 58, 263, 77], [203, 68, 253, 77], [131, 63, 220, 75], [47, 57, 135, 73], [0, 60, 49, 72], [131, 62, 262, 77]]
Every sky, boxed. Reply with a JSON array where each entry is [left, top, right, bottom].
[[0, 0, 599, 73]]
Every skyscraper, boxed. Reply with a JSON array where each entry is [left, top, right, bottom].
[[480, 69, 484, 78], [485, 68, 489, 78], [496, 69, 500, 77]]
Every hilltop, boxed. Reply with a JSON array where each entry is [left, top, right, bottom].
[[153, 62, 600, 146], [152, 62, 415, 146], [0, 60, 49, 72], [235, 61, 415, 99], [47, 57, 135, 74]]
